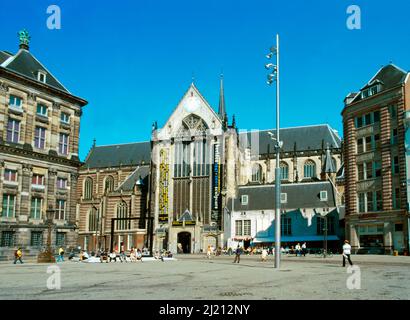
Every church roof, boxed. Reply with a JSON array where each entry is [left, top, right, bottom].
[[0, 49, 70, 93], [230, 181, 336, 212], [239, 124, 341, 154], [83, 141, 151, 169], [118, 165, 150, 191]]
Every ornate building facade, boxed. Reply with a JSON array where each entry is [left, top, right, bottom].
[[342, 64, 410, 254], [0, 31, 87, 259]]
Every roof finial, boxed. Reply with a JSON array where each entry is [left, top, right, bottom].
[[92, 138, 96, 148], [18, 29, 31, 50], [191, 71, 195, 85]]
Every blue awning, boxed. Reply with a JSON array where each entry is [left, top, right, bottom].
[[252, 235, 339, 243]]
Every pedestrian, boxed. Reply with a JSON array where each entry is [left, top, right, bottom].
[[13, 248, 23, 264], [261, 248, 268, 262], [295, 243, 301, 257], [342, 240, 353, 267], [108, 251, 117, 263], [301, 242, 307, 257], [206, 245, 211, 259], [57, 246, 65, 262], [233, 245, 242, 263]]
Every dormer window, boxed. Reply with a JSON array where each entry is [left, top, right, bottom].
[[361, 85, 379, 99], [37, 71, 47, 83], [241, 195, 249, 205], [320, 191, 328, 201]]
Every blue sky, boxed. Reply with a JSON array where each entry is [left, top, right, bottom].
[[1, 0, 409, 160]]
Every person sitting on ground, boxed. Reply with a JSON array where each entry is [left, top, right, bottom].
[[80, 250, 89, 261], [261, 248, 268, 262], [129, 247, 137, 262], [109, 251, 117, 263]]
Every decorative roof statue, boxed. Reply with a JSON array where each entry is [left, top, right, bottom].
[[18, 29, 31, 50]]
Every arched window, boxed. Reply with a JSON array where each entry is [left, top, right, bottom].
[[105, 176, 114, 192], [304, 160, 316, 178], [280, 162, 289, 180], [251, 164, 262, 182], [88, 207, 98, 232], [116, 201, 129, 230], [84, 177, 93, 200]]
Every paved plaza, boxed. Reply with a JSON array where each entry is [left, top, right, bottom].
[[0, 254, 409, 300]]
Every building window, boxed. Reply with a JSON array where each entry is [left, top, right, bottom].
[[2, 195, 16, 218], [355, 116, 363, 128], [280, 193, 287, 204], [83, 177, 93, 200], [365, 161, 373, 180], [36, 104, 48, 117], [393, 188, 401, 210], [34, 126, 46, 149], [31, 231, 43, 247], [357, 163, 364, 181], [6, 119, 20, 143], [56, 232, 65, 247], [364, 113, 372, 126], [60, 112, 70, 124], [357, 139, 364, 153], [243, 220, 251, 236], [375, 190, 382, 211], [373, 111, 380, 123], [280, 162, 289, 180], [58, 133, 69, 155], [392, 156, 399, 174], [358, 193, 366, 213], [116, 201, 129, 230], [391, 128, 398, 145], [373, 134, 381, 150], [88, 208, 98, 232], [317, 216, 325, 235], [32, 174, 45, 187], [37, 72, 47, 83], [251, 164, 262, 182], [281, 216, 292, 236], [365, 136, 372, 152], [4, 169, 18, 183], [57, 177, 67, 189], [389, 105, 397, 120], [104, 176, 114, 192], [317, 216, 335, 235], [235, 220, 243, 236], [55, 199, 66, 220], [30, 197, 43, 219], [320, 191, 328, 201], [241, 195, 248, 205], [303, 160, 316, 178], [374, 161, 382, 178], [9, 95, 22, 109], [1, 231, 15, 247], [366, 191, 373, 212]]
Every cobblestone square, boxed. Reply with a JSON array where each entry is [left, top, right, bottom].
[[0, 254, 409, 300]]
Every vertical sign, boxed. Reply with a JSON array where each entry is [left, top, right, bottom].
[[212, 142, 222, 227], [159, 149, 169, 222]]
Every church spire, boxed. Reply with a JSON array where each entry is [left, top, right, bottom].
[[218, 73, 227, 123]]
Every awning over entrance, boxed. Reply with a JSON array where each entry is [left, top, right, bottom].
[[252, 235, 340, 243]]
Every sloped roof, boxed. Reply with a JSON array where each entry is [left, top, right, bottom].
[[0, 49, 69, 93], [239, 124, 341, 154], [230, 181, 336, 212], [83, 142, 151, 169], [118, 166, 150, 191], [0, 51, 12, 65], [351, 64, 408, 103]]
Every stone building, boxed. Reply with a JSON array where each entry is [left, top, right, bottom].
[[77, 142, 150, 253], [342, 64, 410, 254], [0, 31, 87, 258]]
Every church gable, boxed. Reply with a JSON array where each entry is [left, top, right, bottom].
[[157, 83, 223, 140]]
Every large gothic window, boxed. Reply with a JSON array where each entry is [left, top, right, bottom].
[[84, 177, 93, 200], [193, 140, 210, 176], [88, 207, 98, 232], [105, 175, 114, 192], [304, 160, 316, 178], [116, 201, 129, 230], [280, 162, 289, 180], [251, 164, 262, 182]]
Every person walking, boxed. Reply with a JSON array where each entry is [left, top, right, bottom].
[[342, 240, 353, 267], [233, 245, 242, 263], [301, 242, 307, 257], [206, 245, 212, 259], [13, 248, 23, 264], [295, 243, 301, 257]]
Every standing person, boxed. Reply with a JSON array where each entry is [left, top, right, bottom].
[[342, 240, 354, 267], [57, 246, 65, 262], [301, 242, 307, 257], [233, 245, 242, 263], [295, 243, 301, 257], [13, 248, 23, 264], [261, 248, 268, 262], [206, 245, 211, 259]]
